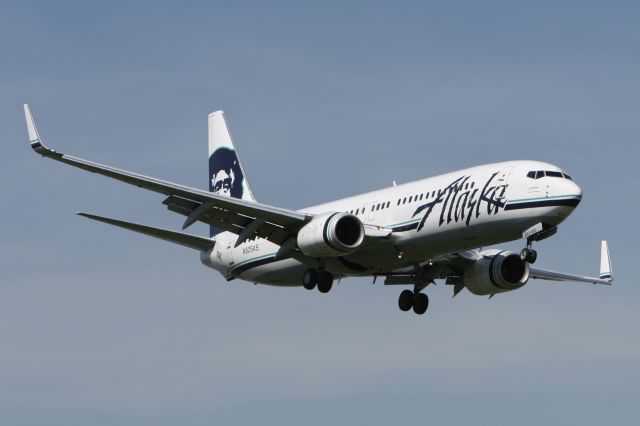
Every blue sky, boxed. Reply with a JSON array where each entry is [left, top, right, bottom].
[[1, 1, 639, 425]]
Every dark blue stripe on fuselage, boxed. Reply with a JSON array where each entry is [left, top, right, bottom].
[[231, 255, 278, 275], [391, 222, 419, 232], [504, 198, 580, 211]]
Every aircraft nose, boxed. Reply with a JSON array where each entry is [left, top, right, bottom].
[[570, 181, 582, 199], [562, 178, 582, 208], [569, 179, 582, 198]]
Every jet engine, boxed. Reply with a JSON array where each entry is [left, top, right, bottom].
[[297, 212, 365, 257], [463, 250, 530, 295]]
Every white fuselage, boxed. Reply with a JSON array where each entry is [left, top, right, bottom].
[[200, 160, 582, 286]]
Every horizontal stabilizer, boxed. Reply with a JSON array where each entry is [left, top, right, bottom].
[[78, 213, 215, 251]]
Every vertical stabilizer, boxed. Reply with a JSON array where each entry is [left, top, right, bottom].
[[208, 110, 256, 236]]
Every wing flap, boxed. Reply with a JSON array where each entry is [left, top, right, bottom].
[[162, 195, 292, 245]]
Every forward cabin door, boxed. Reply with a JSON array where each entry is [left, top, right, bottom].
[[495, 166, 514, 204]]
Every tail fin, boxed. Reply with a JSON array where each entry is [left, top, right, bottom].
[[208, 110, 256, 236]]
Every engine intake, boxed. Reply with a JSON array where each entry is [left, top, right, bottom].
[[297, 212, 365, 257], [464, 251, 529, 295]]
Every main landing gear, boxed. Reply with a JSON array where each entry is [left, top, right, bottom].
[[398, 289, 429, 315], [302, 269, 334, 293]]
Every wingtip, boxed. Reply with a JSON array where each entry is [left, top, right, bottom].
[[600, 240, 613, 284], [23, 105, 61, 157], [24, 104, 41, 146]]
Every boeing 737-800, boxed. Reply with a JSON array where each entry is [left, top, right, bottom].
[[23, 105, 613, 315]]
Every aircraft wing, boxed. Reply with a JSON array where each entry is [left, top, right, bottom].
[[384, 241, 613, 297], [529, 241, 613, 285], [24, 105, 309, 246]]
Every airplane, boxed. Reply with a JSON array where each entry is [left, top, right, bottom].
[[23, 104, 613, 315]]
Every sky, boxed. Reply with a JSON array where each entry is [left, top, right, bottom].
[[1, 1, 639, 424]]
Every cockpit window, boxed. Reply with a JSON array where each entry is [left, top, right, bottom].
[[527, 170, 571, 180]]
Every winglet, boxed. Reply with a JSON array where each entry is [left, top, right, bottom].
[[599, 240, 613, 283], [23, 104, 59, 157]]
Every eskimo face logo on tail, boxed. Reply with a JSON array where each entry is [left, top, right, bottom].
[[209, 147, 244, 199]]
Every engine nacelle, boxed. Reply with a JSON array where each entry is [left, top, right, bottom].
[[463, 250, 530, 295], [297, 212, 365, 257]]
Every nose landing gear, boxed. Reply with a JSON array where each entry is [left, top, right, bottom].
[[520, 224, 559, 264], [520, 246, 538, 264]]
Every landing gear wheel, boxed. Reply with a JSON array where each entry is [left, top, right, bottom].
[[398, 290, 414, 312], [302, 269, 318, 290], [317, 271, 334, 293], [412, 293, 429, 315], [520, 248, 537, 264]]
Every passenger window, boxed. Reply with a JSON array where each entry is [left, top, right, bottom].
[[355, 208, 359, 215], [403, 197, 407, 204], [386, 201, 390, 208], [397, 199, 401, 206]]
